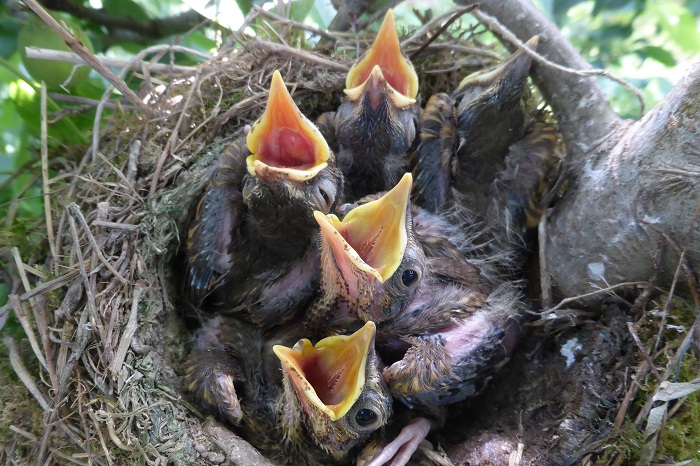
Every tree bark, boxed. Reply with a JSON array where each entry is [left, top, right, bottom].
[[545, 61, 700, 303], [458, 0, 700, 305]]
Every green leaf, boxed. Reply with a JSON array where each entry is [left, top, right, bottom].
[[639, 45, 677, 66], [103, 0, 151, 21], [551, 0, 588, 26], [290, 0, 315, 23], [310, 0, 336, 29], [235, 0, 253, 16], [179, 31, 217, 54], [0, 16, 21, 59]]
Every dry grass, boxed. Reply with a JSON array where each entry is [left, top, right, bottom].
[[2, 4, 698, 465]]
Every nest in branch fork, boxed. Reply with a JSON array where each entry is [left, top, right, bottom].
[[3, 8, 689, 466]]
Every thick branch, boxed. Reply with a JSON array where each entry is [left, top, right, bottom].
[[545, 60, 700, 303], [37, 0, 208, 40], [457, 0, 621, 164]]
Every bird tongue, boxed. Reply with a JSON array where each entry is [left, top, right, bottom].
[[314, 173, 412, 291], [273, 321, 376, 421], [246, 70, 329, 182], [344, 9, 418, 103]]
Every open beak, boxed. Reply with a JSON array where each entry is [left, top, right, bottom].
[[314, 173, 412, 290], [246, 70, 329, 182], [344, 9, 418, 106], [273, 321, 377, 421]]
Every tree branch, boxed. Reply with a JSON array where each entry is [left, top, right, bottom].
[[456, 0, 621, 165], [37, 0, 208, 40]]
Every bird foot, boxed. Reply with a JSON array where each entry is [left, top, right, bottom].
[[361, 417, 431, 466]]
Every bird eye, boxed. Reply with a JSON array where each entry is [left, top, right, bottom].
[[319, 188, 330, 206], [401, 269, 418, 287], [355, 408, 378, 427]]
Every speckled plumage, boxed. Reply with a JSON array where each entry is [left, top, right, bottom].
[[327, 10, 421, 200], [183, 72, 344, 327], [183, 317, 392, 466], [412, 37, 540, 217]]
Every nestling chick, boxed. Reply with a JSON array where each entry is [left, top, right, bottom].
[[184, 71, 343, 326], [308, 173, 425, 332], [329, 9, 421, 199], [412, 37, 540, 216], [309, 188, 526, 465], [183, 318, 392, 466]]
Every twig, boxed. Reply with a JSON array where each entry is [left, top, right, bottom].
[[407, 5, 479, 60], [539, 212, 553, 309], [90, 44, 209, 163], [0, 270, 81, 321], [614, 366, 646, 429], [635, 313, 700, 426], [403, 7, 470, 46], [95, 152, 142, 202], [23, 0, 153, 116], [126, 140, 141, 187], [549, 282, 646, 311], [88, 408, 115, 466], [48, 93, 126, 109], [149, 64, 202, 197], [67, 208, 102, 342], [91, 220, 140, 233], [626, 322, 662, 382], [253, 40, 350, 72], [3, 336, 49, 410], [25, 47, 198, 74], [252, 6, 338, 41], [0, 159, 36, 194], [470, 8, 646, 116], [67, 203, 128, 284], [9, 294, 49, 372], [40, 85, 58, 270], [654, 251, 685, 353], [9, 425, 39, 442], [110, 286, 143, 375]]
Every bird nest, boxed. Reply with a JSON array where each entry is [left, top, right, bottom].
[[2, 7, 698, 466]]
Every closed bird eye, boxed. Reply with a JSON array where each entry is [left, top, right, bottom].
[[319, 188, 330, 206]]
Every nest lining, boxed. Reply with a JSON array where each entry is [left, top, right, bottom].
[[2, 8, 697, 466]]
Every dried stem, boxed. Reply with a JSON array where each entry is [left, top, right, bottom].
[[25, 47, 197, 74], [23, 0, 153, 116]]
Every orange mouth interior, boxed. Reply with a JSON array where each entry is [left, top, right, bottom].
[[345, 9, 418, 99], [247, 70, 328, 174]]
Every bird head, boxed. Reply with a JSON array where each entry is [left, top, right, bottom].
[[344, 9, 418, 111], [273, 321, 392, 456], [314, 173, 425, 324], [244, 70, 343, 216], [454, 35, 539, 106]]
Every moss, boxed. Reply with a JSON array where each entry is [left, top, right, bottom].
[[598, 422, 645, 465], [0, 345, 46, 463]]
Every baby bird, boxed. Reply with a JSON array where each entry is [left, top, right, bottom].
[[327, 9, 421, 199], [184, 319, 392, 466], [308, 173, 425, 332], [184, 71, 343, 326], [308, 177, 527, 465], [412, 36, 540, 216]]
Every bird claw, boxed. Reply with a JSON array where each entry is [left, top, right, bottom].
[[363, 417, 431, 466]]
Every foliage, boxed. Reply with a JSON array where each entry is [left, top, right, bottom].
[[538, 0, 700, 118], [0, 1, 698, 462]]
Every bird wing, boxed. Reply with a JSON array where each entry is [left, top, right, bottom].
[[184, 139, 248, 307], [411, 92, 456, 214]]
